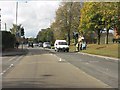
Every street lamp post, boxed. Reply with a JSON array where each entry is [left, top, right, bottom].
[[15, 1, 27, 49], [15, 2, 18, 42], [16, 2, 18, 28]]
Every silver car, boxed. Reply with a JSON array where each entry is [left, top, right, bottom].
[[43, 42, 51, 49]]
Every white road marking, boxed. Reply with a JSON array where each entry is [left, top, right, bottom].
[[3, 70, 6, 73], [59, 58, 62, 61], [105, 58, 109, 60], [6, 67, 10, 71], [8, 56, 18, 62], [1, 55, 24, 75], [0, 73, 3, 75], [13, 55, 23, 63], [85, 62, 89, 64], [89, 61, 99, 63], [50, 54, 53, 56], [10, 64, 14, 67]]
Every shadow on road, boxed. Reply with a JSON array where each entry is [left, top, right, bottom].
[[27, 48, 52, 56], [2, 49, 29, 57]]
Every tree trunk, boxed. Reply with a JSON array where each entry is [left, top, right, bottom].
[[67, 2, 73, 45], [106, 29, 109, 44], [68, 29, 70, 45], [97, 29, 101, 45]]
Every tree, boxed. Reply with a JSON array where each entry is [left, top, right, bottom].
[[10, 24, 25, 43], [79, 2, 102, 44], [1, 31, 16, 50], [36, 28, 55, 45], [99, 2, 118, 44], [51, 2, 82, 45], [79, 2, 119, 44], [10, 24, 22, 36]]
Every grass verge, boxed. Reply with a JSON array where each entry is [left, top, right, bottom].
[[70, 44, 120, 58]]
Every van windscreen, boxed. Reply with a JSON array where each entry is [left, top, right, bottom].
[[58, 42, 67, 45]]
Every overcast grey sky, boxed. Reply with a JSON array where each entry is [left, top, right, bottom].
[[0, 0, 60, 38]]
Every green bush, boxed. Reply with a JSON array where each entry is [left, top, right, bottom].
[[1, 31, 16, 50]]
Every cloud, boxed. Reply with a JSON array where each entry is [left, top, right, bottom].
[[0, 0, 60, 37]]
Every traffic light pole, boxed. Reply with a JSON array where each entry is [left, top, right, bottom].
[[21, 36, 24, 50], [21, 27, 24, 50]]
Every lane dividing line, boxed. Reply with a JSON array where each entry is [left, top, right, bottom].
[[10, 64, 14, 67], [0, 73, 3, 75], [8, 56, 18, 62], [59, 58, 62, 62], [0, 55, 24, 76], [13, 55, 23, 63], [3, 70, 6, 73]]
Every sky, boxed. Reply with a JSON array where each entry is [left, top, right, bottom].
[[0, 0, 60, 38]]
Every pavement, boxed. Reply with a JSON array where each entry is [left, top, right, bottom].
[[1, 48, 28, 56]]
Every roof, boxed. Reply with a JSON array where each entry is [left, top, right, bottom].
[[55, 40, 67, 42]]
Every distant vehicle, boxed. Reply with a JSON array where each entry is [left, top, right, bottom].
[[54, 40, 69, 52], [28, 42, 34, 48], [33, 43, 39, 47], [43, 42, 51, 48], [39, 42, 43, 47]]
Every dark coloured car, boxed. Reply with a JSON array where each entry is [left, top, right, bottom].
[[28, 42, 34, 48]]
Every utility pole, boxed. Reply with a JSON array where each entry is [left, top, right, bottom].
[[16, 2, 18, 27], [16, 2, 18, 34], [5, 23, 6, 31]]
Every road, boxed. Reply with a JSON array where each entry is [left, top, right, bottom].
[[54, 51, 118, 88], [1, 47, 118, 89]]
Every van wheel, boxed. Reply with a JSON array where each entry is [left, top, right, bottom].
[[56, 49, 59, 52], [67, 50, 69, 52]]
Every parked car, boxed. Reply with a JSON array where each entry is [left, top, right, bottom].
[[33, 43, 39, 47], [28, 42, 34, 48], [43, 42, 51, 48], [54, 40, 69, 52], [39, 42, 43, 47]]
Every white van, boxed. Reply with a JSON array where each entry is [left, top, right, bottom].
[[54, 40, 69, 52]]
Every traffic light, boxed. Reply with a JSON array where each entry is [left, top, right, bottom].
[[21, 27, 24, 36]]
